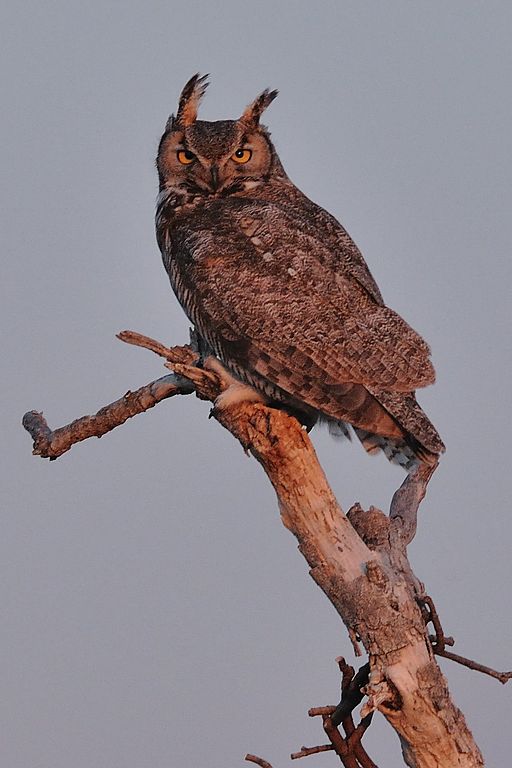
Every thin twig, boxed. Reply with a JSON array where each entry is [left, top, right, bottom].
[[305, 659, 376, 767], [347, 714, 376, 768], [22, 373, 192, 460], [291, 744, 334, 759], [422, 594, 511, 684], [337, 660, 376, 768], [332, 659, 370, 727], [436, 648, 512, 685], [322, 714, 357, 767], [309, 706, 336, 717], [423, 595, 445, 652], [429, 634, 454, 647], [245, 754, 273, 768], [116, 330, 196, 364]]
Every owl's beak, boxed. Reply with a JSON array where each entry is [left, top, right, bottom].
[[209, 164, 220, 192]]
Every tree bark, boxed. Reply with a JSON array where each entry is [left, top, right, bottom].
[[22, 333, 490, 767], [213, 401, 483, 768]]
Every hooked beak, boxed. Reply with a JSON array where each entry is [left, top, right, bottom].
[[209, 164, 220, 192]]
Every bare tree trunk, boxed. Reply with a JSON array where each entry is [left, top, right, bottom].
[[23, 332, 503, 767], [213, 402, 482, 768]]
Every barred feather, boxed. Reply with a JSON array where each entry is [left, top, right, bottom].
[[156, 78, 445, 468]]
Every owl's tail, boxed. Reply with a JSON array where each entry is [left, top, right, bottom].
[[324, 418, 438, 470], [353, 428, 438, 470]]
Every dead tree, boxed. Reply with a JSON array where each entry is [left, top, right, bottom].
[[23, 331, 510, 767]]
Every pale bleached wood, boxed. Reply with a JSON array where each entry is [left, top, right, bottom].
[[211, 400, 484, 768], [22, 334, 486, 766]]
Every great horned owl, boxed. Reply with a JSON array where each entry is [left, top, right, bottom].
[[156, 74, 444, 469]]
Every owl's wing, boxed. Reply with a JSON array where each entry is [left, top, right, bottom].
[[170, 199, 434, 396], [278, 188, 386, 305]]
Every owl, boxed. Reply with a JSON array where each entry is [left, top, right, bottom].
[[155, 74, 444, 469]]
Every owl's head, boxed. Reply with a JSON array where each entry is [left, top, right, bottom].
[[156, 74, 284, 195]]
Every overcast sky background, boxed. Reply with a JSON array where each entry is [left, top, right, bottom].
[[2, 1, 511, 766]]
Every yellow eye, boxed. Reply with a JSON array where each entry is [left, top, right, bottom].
[[177, 149, 195, 165], [232, 148, 252, 164]]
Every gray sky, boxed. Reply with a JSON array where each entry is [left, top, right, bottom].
[[2, 1, 511, 765]]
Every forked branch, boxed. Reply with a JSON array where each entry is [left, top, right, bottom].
[[22, 331, 496, 768]]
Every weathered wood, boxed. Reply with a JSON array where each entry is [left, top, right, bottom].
[[22, 333, 487, 766], [212, 401, 483, 768], [22, 373, 194, 460]]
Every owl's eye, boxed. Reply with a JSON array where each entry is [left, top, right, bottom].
[[232, 148, 252, 164], [177, 149, 196, 165]]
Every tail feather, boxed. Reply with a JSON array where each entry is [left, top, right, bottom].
[[320, 417, 352, 441], [367, 387, 445, 456], [353, 428, 427, 470]]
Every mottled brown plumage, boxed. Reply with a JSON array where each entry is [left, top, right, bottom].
[[156, 74, 444, 468]]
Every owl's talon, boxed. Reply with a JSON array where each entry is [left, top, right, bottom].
[[211, 384, 266, 417]]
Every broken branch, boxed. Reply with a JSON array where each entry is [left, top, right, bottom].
[[22, 373, 193, 460], [245, 754, 274, 768], [423, 595, 512, 684]]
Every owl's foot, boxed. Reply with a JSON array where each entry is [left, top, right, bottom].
[[212, 382, 267, 415], [203, 356, 267, 418]]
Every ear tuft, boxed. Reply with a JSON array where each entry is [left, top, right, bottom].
[[164, 113, 176, 133], [175, 73, 210, 127], [240, 88, 278, 129]]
